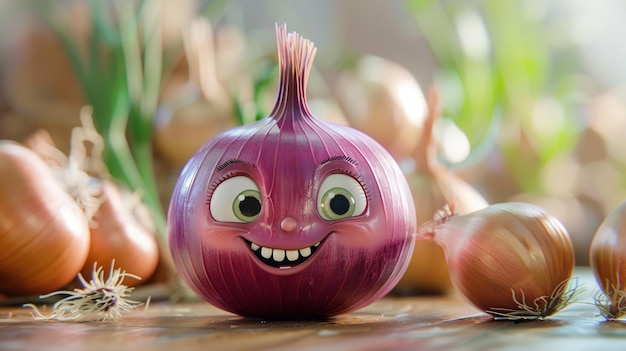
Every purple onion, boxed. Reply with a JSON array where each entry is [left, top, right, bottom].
[[167, 24, 416, 319]]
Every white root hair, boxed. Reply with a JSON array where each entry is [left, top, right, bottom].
[[24, 260, 144, 322]]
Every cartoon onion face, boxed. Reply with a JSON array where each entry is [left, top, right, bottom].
[[168, 24, 416, 319]]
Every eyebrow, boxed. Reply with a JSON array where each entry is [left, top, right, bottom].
[[320, 155, 358, 166], [216, 158, 254, 171]]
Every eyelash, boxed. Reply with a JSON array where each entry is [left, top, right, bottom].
[[205, 169, 371, 204], [321, 155, 358, 165], [332, 169, 371, 201], [206, 172, 235, 205]]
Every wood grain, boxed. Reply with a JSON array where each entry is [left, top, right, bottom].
[[0, 268, 623, 351]]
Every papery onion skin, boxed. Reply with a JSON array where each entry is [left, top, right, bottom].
[[168, 25, 416, 319], [0, 142, 90, 296], [590, 200, 626, 318], [420, 202, 575, 316]]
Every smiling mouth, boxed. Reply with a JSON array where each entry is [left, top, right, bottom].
[[244, 239, 322, 269]]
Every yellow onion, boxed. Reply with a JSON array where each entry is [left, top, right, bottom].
[[0, 142, 90, 296], [153, 99, 236, 168], [335, 55, 426, 160], [1, 1, 197, 154], [153, 18, 236, 168], [81, 180, 160, 287], [25, 116, 160, 288], [24, 115, 160, 288], [395, 88, 488, 295], [418, 202, 576, 320], [590, 200, 626, 320], [1, 17, 86, 153]]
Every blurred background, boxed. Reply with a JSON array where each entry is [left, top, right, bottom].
[[1, 0, 626, 268]]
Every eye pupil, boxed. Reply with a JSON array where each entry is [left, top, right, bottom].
[[317, 174, 367, 221], [329, 194, 351, 216], [210, 176, 261, 223], [239, 196, 261, 218]]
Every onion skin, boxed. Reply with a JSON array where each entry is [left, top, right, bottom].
[[81, 180, 160, 286], [168, 25, 416, 319], [590, 200, 626, 319], [419, 202, 575, 319], [0, 142, 90, 296]]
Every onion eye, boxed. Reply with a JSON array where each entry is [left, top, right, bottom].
[[317, 174, 367, 220], [210, 176, 262, 223]]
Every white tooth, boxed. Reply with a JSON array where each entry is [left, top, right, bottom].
[[300, 247, 311, 257], [286, 250, 299, 261], [314, 242, 320, 247], [273, 249, 285, 262], [250, 243, 260, 251], [261, 247, 272, 259]]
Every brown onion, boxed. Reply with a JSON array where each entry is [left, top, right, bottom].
[[418, 202, 576, 320], [395, 88, 488, 295], [80, 180, 160, 286], [153, 18, 236, 168], [25, 115, 160, 288], [590, 199, 626, 319], [0, 142, 90, 296], [335, 55, 426, 160], [1, 17, 85, 153]]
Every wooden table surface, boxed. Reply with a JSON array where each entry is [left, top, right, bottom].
[[1, 267, 625, 351]]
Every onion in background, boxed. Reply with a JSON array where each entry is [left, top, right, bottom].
[[335, 55, 427, 161], [0, 0, 198, 153], [154, 18, 237, 168], [394, 88, 488, 295]]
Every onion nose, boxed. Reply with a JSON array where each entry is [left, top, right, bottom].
[[280, 217, 298, 232]]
